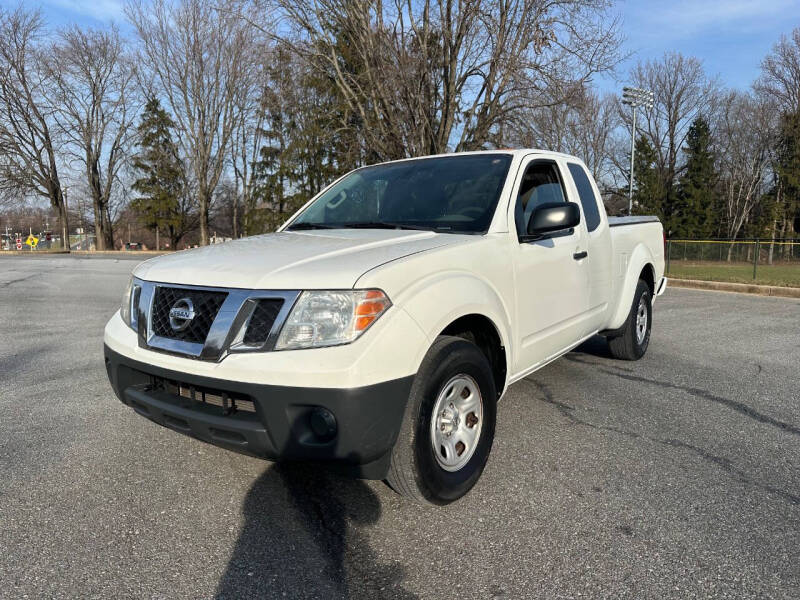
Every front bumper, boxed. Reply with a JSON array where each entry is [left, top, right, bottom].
[[104, 345, 414, 479]]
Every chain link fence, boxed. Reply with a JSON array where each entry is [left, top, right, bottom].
[[666, 239, 800, 287]]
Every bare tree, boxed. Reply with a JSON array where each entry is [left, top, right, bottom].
[[510, 87, 620, 185], [625, 52, 717, 216], [229, 41, 268, 238], [756, 27, 800, 253], [49, 25, 135, 250], [0, 8, 70, 249], [756, 27, 800, 115], [569, 94, 621, 187], [715, 91, 772, 258], [127, 0, 256, 245], [271, 0, 621, 160], [0, 186, 21, 209]]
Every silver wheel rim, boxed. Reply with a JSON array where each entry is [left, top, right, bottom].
[[635, 295, 648, 345], [430, 374, 484, 472]]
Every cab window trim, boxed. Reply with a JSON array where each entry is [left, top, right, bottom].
[[514, 158, 575, 244]]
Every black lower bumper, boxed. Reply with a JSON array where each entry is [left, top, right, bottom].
[[104, 345, 414, 479]]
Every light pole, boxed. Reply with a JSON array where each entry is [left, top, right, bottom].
[[622, 86, 654, 215]]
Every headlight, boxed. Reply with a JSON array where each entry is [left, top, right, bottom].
[[120, 277, 133, 327], [275, 289, 391, 350], [120, 277, 141, 331]]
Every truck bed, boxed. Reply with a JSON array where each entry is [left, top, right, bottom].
[[605, 215, 665, 331]]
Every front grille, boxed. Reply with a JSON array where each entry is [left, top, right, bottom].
[[243, 299, 284, 346], [151, 286, 227, 344], [151, 375, 257, 414], [134, 277, 299, 361]]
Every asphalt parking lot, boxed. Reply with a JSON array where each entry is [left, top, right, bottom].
[[1, 255, 799, 599]]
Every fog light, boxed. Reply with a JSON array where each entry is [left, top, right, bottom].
[[309, 407, 337, 442]]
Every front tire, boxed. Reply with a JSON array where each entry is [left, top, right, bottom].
[[387, 336, 497, 505], [607, 279, 652, 360]]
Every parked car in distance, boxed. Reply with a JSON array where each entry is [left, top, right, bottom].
[[104, 150, 666, 504]]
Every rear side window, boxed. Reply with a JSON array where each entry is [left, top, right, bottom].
[[567, 163, 601, 232]]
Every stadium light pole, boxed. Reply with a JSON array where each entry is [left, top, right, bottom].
[[622, 87, 654, 215]]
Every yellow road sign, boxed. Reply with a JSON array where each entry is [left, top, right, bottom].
[[25, 234, 39, 248]]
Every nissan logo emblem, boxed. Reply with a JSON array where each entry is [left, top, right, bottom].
[[168, 298, 196, 332]]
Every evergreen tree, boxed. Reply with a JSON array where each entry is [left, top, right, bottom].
[[676, 117, 717, 237], [250, 46, 305, 233], [632, 135, 665, 221], [251, 42, 351, 233], [130, 97, 188, 248], [776, 111, 800, 241], [744, 191, 778, 240]]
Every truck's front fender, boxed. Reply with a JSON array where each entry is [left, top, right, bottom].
[[393, 271, 514, 385]]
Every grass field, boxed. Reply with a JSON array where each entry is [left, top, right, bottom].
[[667, 261, 800, 288]]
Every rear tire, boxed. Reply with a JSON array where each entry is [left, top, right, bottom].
[[387, 336, 497, 505], [608, 279, 652, 361]]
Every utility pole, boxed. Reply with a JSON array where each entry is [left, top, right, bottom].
[[76, 188, 83, 249], [63, 185, 69, 250], [74, 186, 88, 250], [622, 87, 654, 216]]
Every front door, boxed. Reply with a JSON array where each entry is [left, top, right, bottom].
[[509, 158, 590, 375]]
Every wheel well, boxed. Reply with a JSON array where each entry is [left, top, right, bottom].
[[440, 314, 507, 397], [640, 263, 655, 294]]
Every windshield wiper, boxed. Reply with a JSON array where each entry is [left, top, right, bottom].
[[287, 222, 337, 230], [342, 221, 435, 231]]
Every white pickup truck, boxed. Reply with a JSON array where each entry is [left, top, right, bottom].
[[104, 150, 666, 504]]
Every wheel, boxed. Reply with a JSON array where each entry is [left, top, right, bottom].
[[387, 336, 497, 505], [607, 279, 652, 360]]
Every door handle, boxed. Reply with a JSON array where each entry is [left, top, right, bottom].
[[573, 251, 588, 260]]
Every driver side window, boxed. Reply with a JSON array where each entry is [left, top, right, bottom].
[[514, 161, 567, 238]]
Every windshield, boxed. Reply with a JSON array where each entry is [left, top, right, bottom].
[[287, 154, 512, 234]]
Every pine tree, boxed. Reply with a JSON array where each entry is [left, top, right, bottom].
[[632, 135, 665, 220], [251, 43, 348, 233], [130, 97, 187, 248], [250, 49, 304, 233], [676, 117, 717, 237], [776, 111, 800, 242], [778, 112, 800, 191]]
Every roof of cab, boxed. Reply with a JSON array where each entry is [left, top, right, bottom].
[[366, 148, 586, 169]]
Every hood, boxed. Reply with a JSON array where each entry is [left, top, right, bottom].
[[133, 229, 468, 289]]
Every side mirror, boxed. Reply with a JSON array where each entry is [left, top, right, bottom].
[[526, 202, 581, 238]]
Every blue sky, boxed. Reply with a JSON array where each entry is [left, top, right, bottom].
[[596, 0, 800, 93], [22, 0, 128, 25], [18, 0, 800, 94]]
